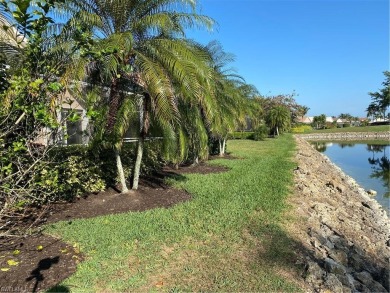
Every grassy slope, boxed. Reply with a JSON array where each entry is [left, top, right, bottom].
[[304, 125, 390, 134], [46, 136, 303, 292]]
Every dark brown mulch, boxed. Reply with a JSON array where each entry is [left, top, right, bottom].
[[0, 162, 230, 292], [164, 160, 230, 175]]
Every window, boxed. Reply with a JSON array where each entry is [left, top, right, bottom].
[[61, 109, 84, 145]]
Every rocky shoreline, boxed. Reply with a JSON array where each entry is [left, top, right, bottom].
[[290, 136, 389, 292], [295, 131, 390, 141]]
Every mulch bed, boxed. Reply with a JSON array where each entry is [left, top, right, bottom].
[[0, 161, 230, 292]]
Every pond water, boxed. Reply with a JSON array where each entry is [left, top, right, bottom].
[[310, 141, 389, 213]]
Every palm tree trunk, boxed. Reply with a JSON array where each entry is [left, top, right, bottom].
[[107, 78, 122, 131], [219, 139, 223, 156], [276, 126, 279, 136], [132, 94, 150, 190], [132, 136, 144, 190], [115, 150, 128, 193], [106, 78, 128, 193], [193, 156, 199, 165], [222, 136, 227, 156]]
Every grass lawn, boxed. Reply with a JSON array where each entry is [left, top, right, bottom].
[[46, 135, 303, 292], [303, 125, 389, 134]]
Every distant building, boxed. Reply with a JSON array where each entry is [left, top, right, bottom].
[[296, 116, 313, 124]]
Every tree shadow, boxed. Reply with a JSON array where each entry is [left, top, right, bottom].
[[248, 221, 389, 292], [26, 256, 60, 293], [139, 170, 188, 188], [47, 285, 70, 293]]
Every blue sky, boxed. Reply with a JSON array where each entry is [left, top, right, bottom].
[[189, 0, 389, 117]]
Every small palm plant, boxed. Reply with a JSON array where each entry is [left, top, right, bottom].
[[266, 105, 291, 136]]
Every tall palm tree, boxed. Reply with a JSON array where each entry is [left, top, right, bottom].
[[203, 42, 255, 156], [63, 0, 214, 191]]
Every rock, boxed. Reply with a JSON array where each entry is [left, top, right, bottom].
[[354, 271, 373, 285], [337, 273, 353, 287], [324, 273, 344, 293], [328, 235, 350, 250], [304, 261, 325, 285], [328, 250, 348, 266], [354, 271, 388, 292], [348, 254, 376, 274], [368, 280, 387, 293], [335, 185, 343, 193], [324, 258, 346, 275], [366, 189, 377, 196], [291, 137, 390, 292], [354, 282, 371, 293]]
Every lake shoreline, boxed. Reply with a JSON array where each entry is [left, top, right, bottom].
[[289, 136, 389, 292], [295, 131, 390, 141]]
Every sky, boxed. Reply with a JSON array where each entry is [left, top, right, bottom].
[[188, 0, 389, 118]]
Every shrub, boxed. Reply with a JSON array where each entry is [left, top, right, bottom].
[[325, 122, 337, 129], [208, 137, 220, 155], [229, 131, 255, 139], [253, 125, 269, 141], [45, 141, 165, 202], [49, 146, 106, 201], [291, 125, 312, 133]]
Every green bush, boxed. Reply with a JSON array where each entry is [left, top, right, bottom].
[[325, 122, 337, 129], [45, 141, 165, 202], [253, 125, 269, 141], [48, 146, 106, 201], [208, 136, 220, 155], [229, 131, 255, 139], [291, 125, 312, 133]]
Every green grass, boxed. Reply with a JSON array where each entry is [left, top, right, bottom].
[[46, 135, 303, 292], [303, 124, 389, 134]]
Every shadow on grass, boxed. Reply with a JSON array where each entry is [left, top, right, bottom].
[[47, 285, 70, 292], [249, 221, 389, 291]]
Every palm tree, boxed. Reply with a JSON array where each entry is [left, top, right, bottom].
[[299, 105, 310, 121], [203, 41, 254, 156], [266, 105, 291, 136], [0, 5, 27, 66], [366, 102, 379, 122], [63, 0, 214, 191]]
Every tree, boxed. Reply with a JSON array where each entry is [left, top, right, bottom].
[[367, 71, 390, 120], [0, 0, 77, 236], [299, 105, 310, 120], [265, 105, 291, 136], [64, 0, 214, 191], [312, 114, 326, 129], [366, 103, 379, 121], [339, 113, 354, 125], [204, 42, 257, 156]]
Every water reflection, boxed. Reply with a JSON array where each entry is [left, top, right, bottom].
[[310, 141, 390, 211], [367, 144, 389, 197], [312, 142, 330, 152], [339, 142, 355, 148]]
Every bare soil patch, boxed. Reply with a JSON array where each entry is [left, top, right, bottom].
[[0, 162, 228, 292]]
